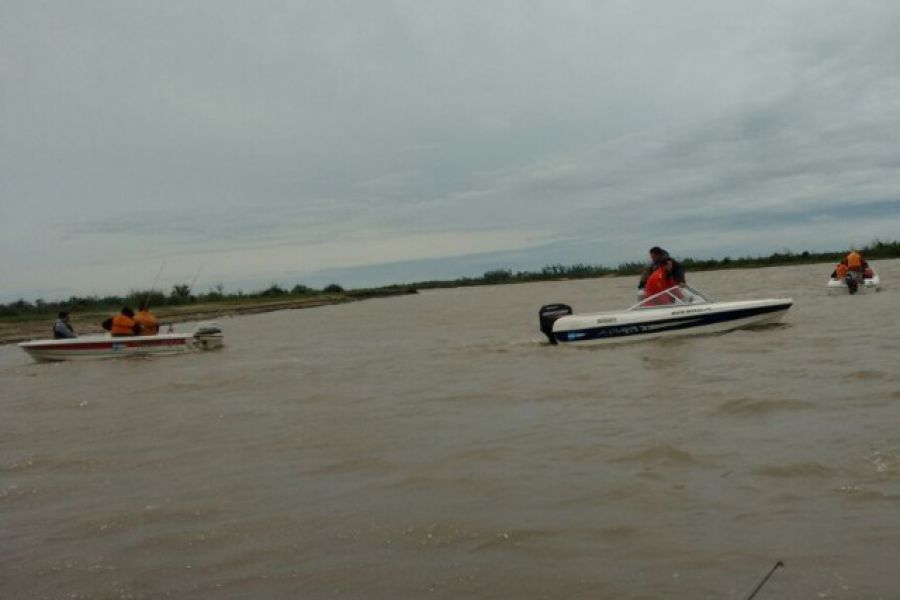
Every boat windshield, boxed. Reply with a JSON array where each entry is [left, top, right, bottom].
[[630, 286, 713, 310]]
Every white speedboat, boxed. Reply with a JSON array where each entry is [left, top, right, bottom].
[[18, 323, 224, 363], [539, 287, 792, 346], [826, 269, 879, 294]]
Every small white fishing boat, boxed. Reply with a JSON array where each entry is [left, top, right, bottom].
[[539, 286, 792, 346], [826, 269, 880, 294], [18, 323, 224, 363]]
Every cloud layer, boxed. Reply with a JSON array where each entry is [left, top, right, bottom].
[[2, 1, 899, 299]]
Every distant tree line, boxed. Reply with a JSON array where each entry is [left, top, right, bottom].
[[2, 239, 898, 318], [0, 281, 357, 318], [400, 238, 900, 289]]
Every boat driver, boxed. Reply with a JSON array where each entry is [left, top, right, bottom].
[[638, 246, 685, 295], [643, 258, 683, 304]]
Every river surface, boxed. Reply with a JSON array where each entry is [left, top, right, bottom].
[[2, 261, 899, 599]]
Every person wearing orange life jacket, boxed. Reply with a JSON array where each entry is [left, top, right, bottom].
[[643, 258, 681, 305], [638, 246, 685, 296], [845, 250, 868, 290], [102, 306, 140, 337], [831, 258, 849, 280], [134, 303, 159, 335], [846, 250, 864, 273]]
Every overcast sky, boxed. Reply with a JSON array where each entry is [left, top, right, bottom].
[[2, 1, 899, 301]]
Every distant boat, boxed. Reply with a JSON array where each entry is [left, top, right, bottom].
[[826, 268, 880, 294], [18, 323, 223, 362], [539, 286, 792, 346]]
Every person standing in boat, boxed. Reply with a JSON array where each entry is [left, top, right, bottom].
[[102, 306, 140, 337], [643, 258, 682, 305], [638, 246, 685, 295], [846, 249, 865, 281], [53, 310, 76, 339], [134, 303, 159, 335]]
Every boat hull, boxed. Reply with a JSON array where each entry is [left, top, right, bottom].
[[826, 274, 879, 294], [551, 299, 793, 346], [19, 333, 203, 362]]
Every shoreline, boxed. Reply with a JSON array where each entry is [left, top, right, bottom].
[[0, 292, 403, 346]]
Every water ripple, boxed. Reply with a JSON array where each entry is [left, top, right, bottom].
[[614, 444, 705, 466], [715, 397, 815, 416], [755, 462, 834, 478]]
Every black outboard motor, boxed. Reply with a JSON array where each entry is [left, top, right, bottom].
[[845, 274, 858, 295], [538, 304, 572, 344], [193, 322, 224, 350]]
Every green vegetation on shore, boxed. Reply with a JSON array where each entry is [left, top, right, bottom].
[[0, 283, 417, 321], [2, 239, 898, 320], [391, 238, 900, 290]]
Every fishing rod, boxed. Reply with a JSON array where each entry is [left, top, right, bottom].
[[187, 264, 203, 295], [744, 560, 784, 600], [143, 259, 167, 309], [153, 262, 200, 334]]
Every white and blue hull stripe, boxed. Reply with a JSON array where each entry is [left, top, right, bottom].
[[554, 303, 790, 344]]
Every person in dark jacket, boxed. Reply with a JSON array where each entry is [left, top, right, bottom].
[[53, 310, 76, 339], [638, 246, 685, 294]]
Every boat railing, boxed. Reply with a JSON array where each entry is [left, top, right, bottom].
[[630, 285, 713, 310]]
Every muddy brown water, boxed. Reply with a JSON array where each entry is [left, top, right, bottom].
[[2, 261, 899, 599]]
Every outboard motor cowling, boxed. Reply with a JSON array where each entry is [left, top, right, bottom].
[[538, 304, 572, 344], [194, 322, 222, 336], [193, 322, 224, 350]]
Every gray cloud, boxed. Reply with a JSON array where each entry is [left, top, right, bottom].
[[2, 1, 899, 300]]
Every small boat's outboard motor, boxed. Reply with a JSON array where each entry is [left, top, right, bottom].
[[193, 322, 224, 350], [845, 274, 859, 295], [538, 304, 572, 344]]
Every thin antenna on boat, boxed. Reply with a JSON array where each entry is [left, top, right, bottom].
[[744, 560, 784, 600]]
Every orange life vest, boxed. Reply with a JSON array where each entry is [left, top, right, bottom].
[[134, 310, 159, 335], [110, 314, 137, 336], [835, 263, 849, 278], [847, 251, 862, 270], [643, 267, 677, 304]]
